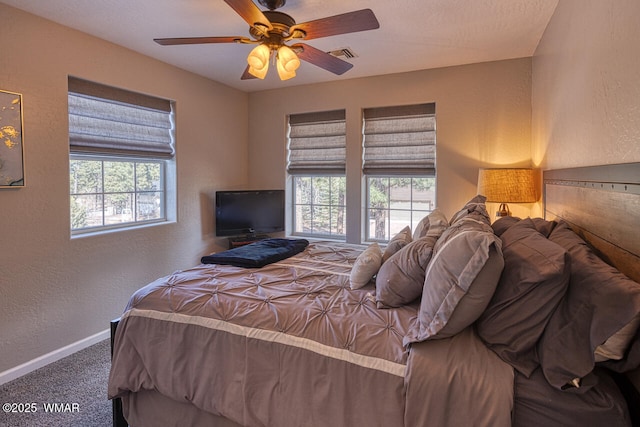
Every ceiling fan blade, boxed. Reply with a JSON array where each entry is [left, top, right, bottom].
[[241, 65, 258, 80], [290, 9, 379, 41], [293, 43, 353, 75], [154, 36, 247, 45], [224, 0, 273, 30]]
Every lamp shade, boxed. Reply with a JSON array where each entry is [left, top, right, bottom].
[[477, 168, 540, 203], [277, 45, 300, 72], [276, 45, 300, 80], [247, 44, 271, 79], [276, 59, 296, 80]]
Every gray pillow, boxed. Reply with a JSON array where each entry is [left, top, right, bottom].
[[448, 195, 490, 226], [491, 215, 520, 237], [493, 216, 557, 238], [412, 209, 449, 240], [382, 226, 412, 262], [404, 216, 504, 344], [476, 218, 570, 377], [539, 221, 640, 390], [376, 235, 439, 308]]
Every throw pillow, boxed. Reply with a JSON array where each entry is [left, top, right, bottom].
[[350, 243, 383, 289], [382, 226, 412, 263], [404, 216, 504, 344], [476, 218, 570, 377], [376, 235, 439, 308]]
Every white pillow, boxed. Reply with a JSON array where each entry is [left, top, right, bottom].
[[350, 243, 383, 289]]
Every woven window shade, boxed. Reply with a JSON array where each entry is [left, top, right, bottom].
[[477, 168, 540, 203], [363, 103, 436, 175], [287, 110, 346, 174], [68, 77, 174, 158]]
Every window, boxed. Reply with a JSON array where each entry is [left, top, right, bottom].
[[366, 177, 435, 240], [287, 110, 346, 239], [291, 176, 346, 236], [68, 77, 175, 235], [70, 157, 165, 229], [363, 103, 436, 241]]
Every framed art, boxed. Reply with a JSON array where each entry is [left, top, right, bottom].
[[0, 89, 25, 188]]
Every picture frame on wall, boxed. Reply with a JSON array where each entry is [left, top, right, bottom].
[[0, 89, 25, 188]]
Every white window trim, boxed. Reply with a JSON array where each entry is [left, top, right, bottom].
[[70, 154, 176, 237], [289, 173, 347, 240]]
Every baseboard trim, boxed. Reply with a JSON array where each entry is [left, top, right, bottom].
[[0, 328, 110, 385]]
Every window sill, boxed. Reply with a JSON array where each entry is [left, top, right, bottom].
[[71, 220, 176, 240]]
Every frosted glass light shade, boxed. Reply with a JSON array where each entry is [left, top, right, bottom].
[[276, 58, 296, 80], [276, 46, 300, 80], [277, 46, 300, 72], [247, 44, 271, 79]]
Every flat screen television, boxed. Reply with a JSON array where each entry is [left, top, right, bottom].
[[215, 189, 285, 237]]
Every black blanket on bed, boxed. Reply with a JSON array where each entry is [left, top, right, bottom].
[[201, 238, 309, 268]]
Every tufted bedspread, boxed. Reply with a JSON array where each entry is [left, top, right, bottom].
[[108, 241, 513, 427]]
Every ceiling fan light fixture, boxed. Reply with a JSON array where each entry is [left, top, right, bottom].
[[275, 45, 300, 80], [248, 64, 269, 79], [276, 57, 296, 80], [277, 45, 301, 72], [247, 43, 271, 79]]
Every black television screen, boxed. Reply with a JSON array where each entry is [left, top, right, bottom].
[[215, 190, 285, 237]]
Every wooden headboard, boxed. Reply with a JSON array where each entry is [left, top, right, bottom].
[[543, 162, 640, 283]]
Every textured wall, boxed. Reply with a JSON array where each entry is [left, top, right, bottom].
[[532, 0, 640, 168], [248, 58, 535, 237], [11, 0, 637, 377], [0, 4, 248, 374]]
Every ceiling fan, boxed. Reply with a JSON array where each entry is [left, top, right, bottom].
[[154, 0, 380, 81]]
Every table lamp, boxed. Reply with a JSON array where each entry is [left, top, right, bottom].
[[477, 168, 540, 217]]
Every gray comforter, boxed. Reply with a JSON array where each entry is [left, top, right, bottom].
[[108, 241, 513, 427]]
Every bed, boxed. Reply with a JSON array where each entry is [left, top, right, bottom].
[[108, 162, 640, 427]]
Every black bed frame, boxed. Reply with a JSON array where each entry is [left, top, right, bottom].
[[110, 162, 640, 427], [111, 319, 127, 427]]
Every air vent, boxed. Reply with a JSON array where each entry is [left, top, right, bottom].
[[328, 47, 358, 59]]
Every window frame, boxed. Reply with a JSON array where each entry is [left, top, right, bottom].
[[364, 174, 436, 242], [68, 76, 176, 237], [289, 173, 347, 240], [70, 154, 173, 236]]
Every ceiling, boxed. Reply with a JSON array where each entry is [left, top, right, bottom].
[[2, 0, 558, 92]]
